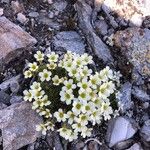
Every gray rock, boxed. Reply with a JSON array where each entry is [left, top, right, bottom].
[[0, 75, 21, 91], [10, 81, 20, 94], [11, 1, 24, 14], [114, 139, 134, 150], [46, 131, 63, 150], [143, 16, 150, 28], [71, 141, 84, 150], [0, 17, 37, 64], [48, 12, 54, 19], [38, 14, 61, 30], [17, 13, 27, 24], [118, 82, 133, 112], [0, 101, 42, 150], [53, 1, 67, 12], [106, 117, 138, 148], [10, 96, 23, 104], [0, 91, 10, 105], [75, 0, 114, 64], [113, 28, 150, 83], [101, 4, 118, 29], [27, 140, 49, 150], [1, 0, 10, 4], [127, 143, 143, 150], [28, 12, 39, 18], [95, 19, 108, 36], [53, 31, 85, 54], [132, 86, 150, 102], [0, 102, 7, 110], [140, 120, 150, 143]]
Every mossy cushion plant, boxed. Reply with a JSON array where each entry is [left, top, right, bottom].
[[23, 50, 121, 141]]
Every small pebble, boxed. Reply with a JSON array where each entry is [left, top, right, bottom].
[[47, 0, 53, 4], [17, 13, 27, 24], [0, 8, 3, 16], [28, 12, 39, 18]]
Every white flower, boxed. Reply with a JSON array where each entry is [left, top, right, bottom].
[[34, 51, 44, 62], [63, 60, 75, 70], [81, 53, 93, 65], [81, 127, 92, 138], [63, 51, 73, 61], [98, 83, 109, 99], [99, 66, 113, 82], [60, 90, 74, 105], [52, 75, 62, 86], [62, 79, 76, 91], [101, 66, 113, 79], [54, 109, 67, 122], [66, 111, 75, 124], [23, 90, 33, 102], [75, 114, 89, 125], [36, 124, 47, 135], [72, 101, 82, 115], [82, 102, 95, 115], [45, 121, 55, 131], [77, 78, 91, 91], [89, 74, 101, 89], [68, 67, 79, 78], [93, 97, 103, 107], [101, 102, 113, 121], [69, 132, 78, 141], [41, 95, 51, 106], [72, 122, 86, 133], [78, 90, 90, 103], [47, 62, 57, 70], [40, 108, 52, 118], [39, 69, 52, 81], [28, 62, 39, 72], [98, 82, 115, 99], [80, 66, 92, 77], [31, 82, 41, 91], [24, 70, 32, 78], [90, 110, 102, 125], [74, 56, 84, 67], [31, 90, 45, 99], [58, 128, 72, 140], [47, 52, 59, 62], [89, 89, 97, 101], [32, 99, 43, 110], [106, 81, 115, 94], [32, 95, 50, 109]]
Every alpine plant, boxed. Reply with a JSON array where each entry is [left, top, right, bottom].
[[23, 50, 121, 141]]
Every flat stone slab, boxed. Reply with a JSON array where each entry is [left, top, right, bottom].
[[0, 101, 42, 150], [106, 117, 138, 147], [0, 17, 37, 63], [53, 31, 85, 54]]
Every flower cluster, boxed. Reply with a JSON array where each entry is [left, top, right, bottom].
[[23, 51, 121, 141]]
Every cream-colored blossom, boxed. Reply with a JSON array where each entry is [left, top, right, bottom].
[[23, 90, 33, 102], [52, 75, 62, 86], [24, 70, 32, 78], [39, 69, 52, 81], [54, 109, 67, 122], [47, 52, 59, 62], [28, 62, 38, 72], [47, 62, 57, 70], [31, 82, 41, 91], [34, 51, 44, 62]]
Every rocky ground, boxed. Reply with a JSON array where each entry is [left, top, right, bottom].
[[0, 0, 149, 150]]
